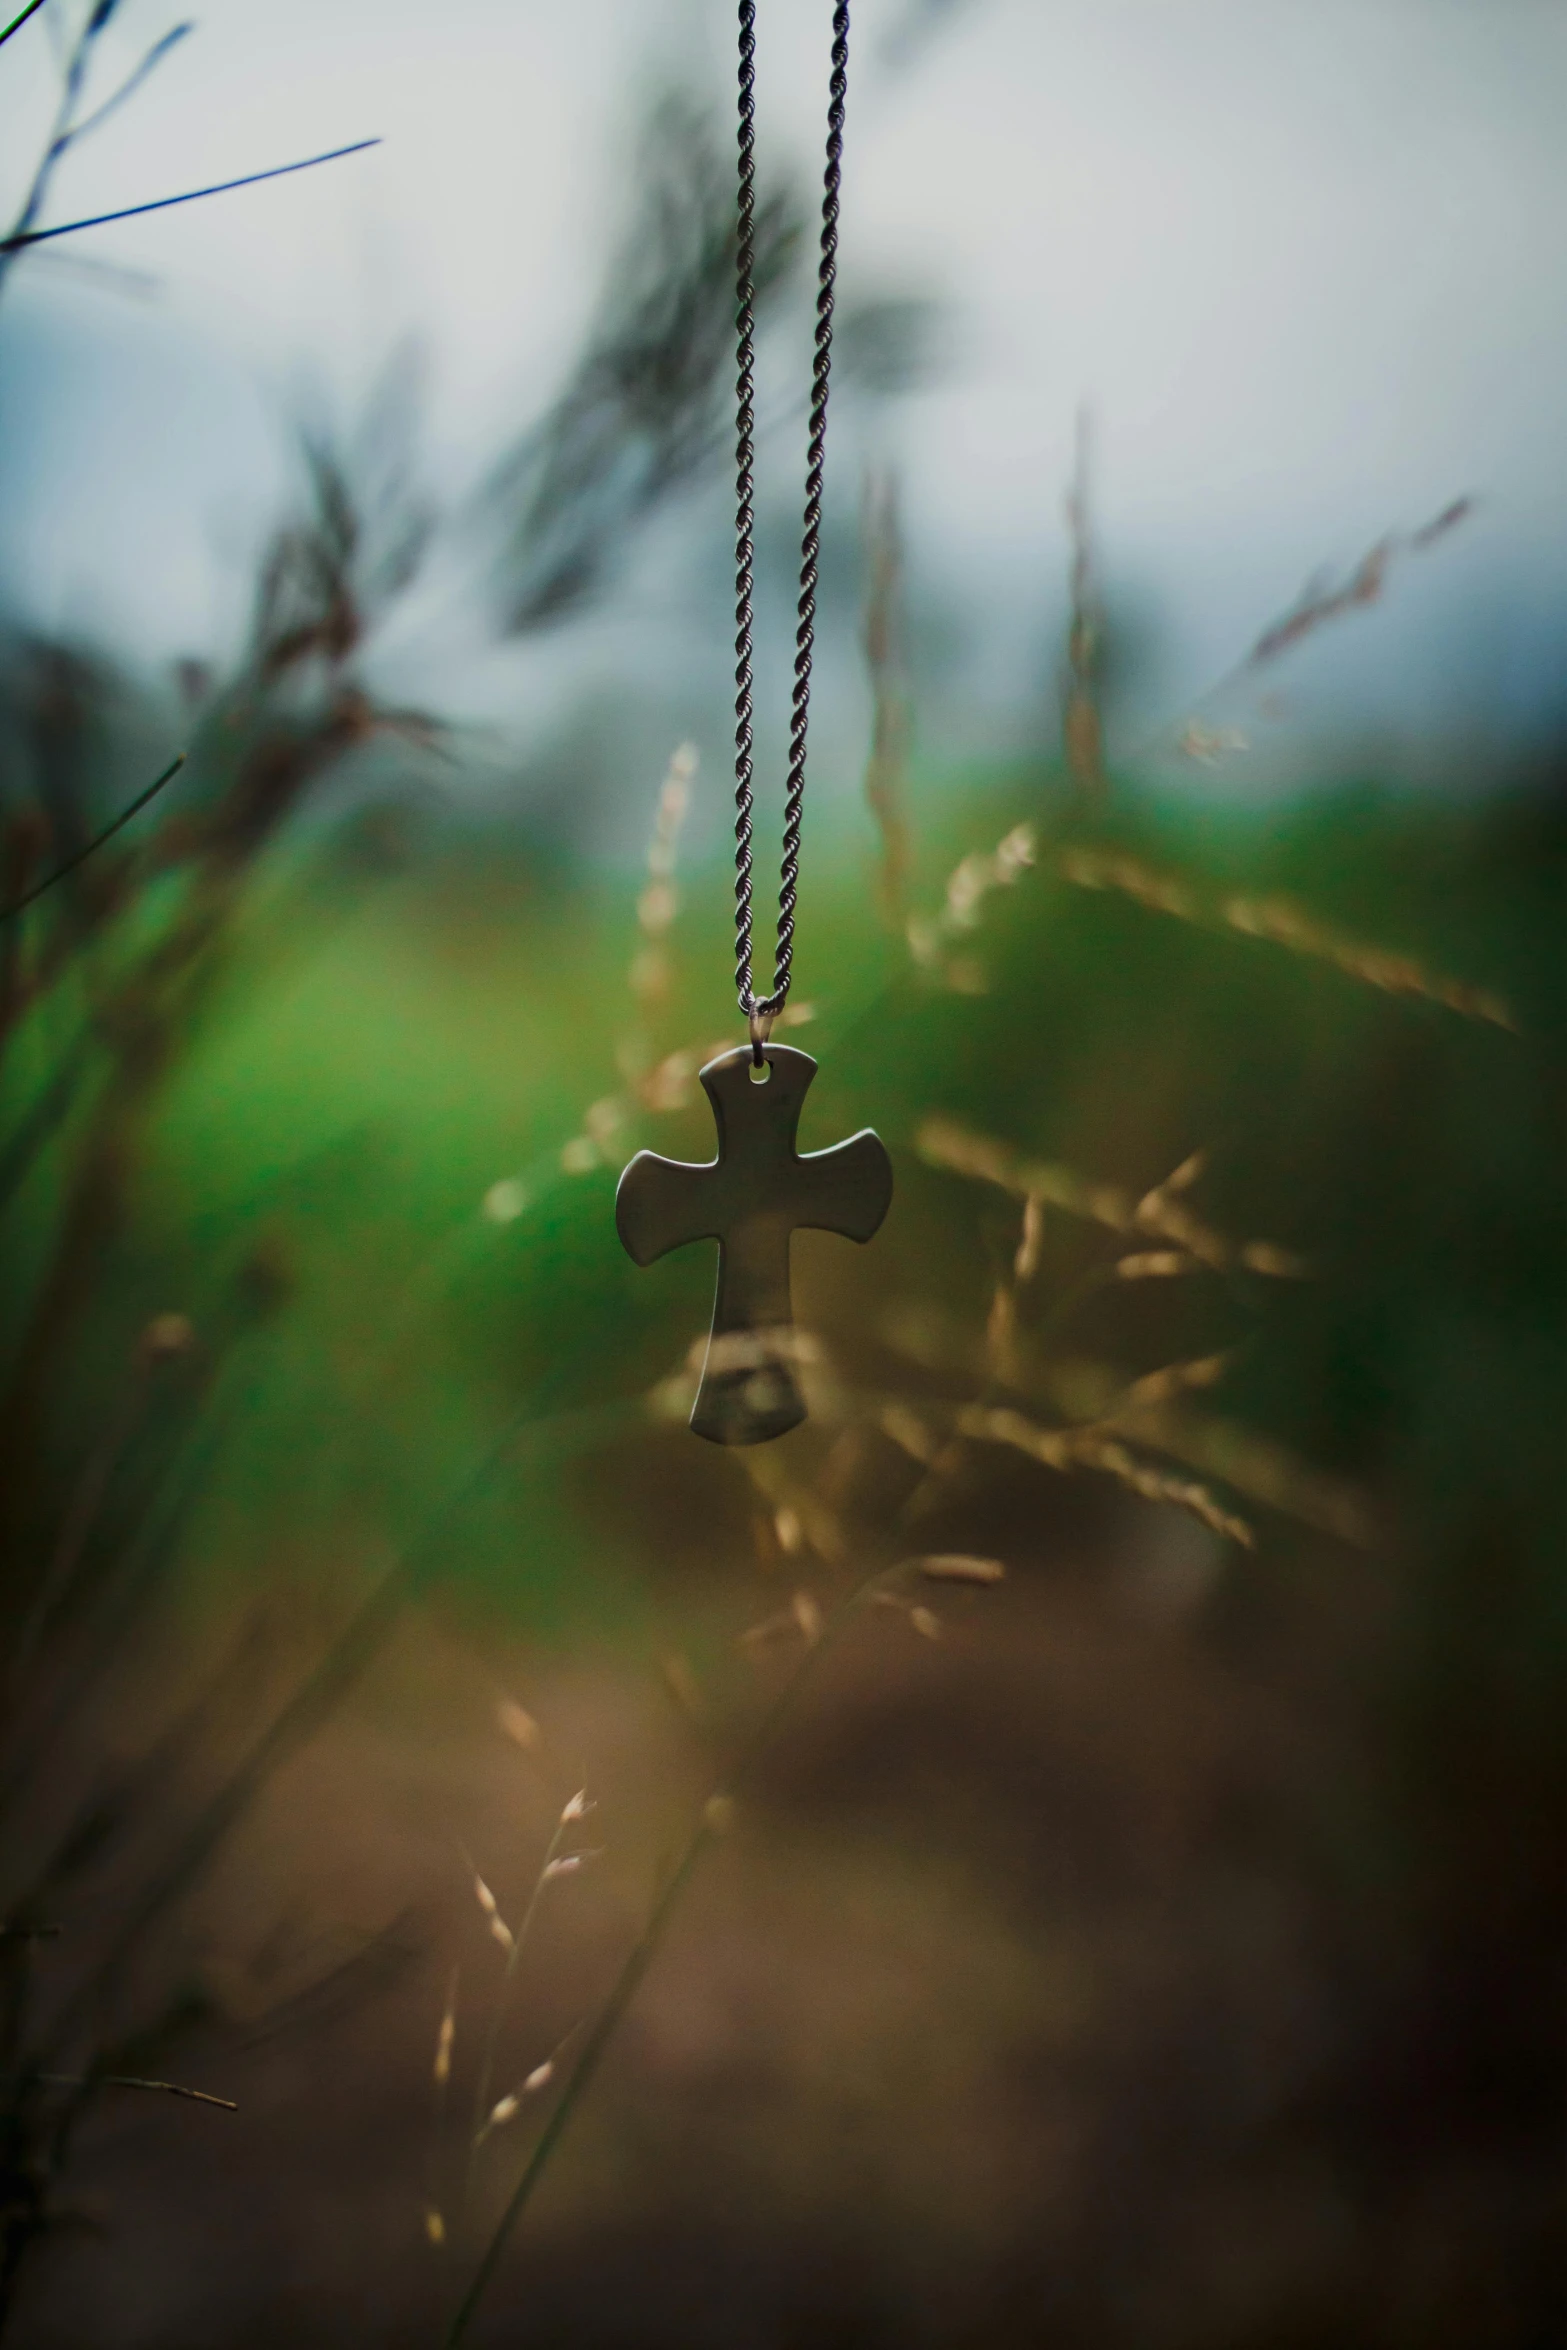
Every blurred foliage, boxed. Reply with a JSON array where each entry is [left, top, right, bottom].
[[0, 29, 1559, 2334], [4, 648, 1560, 2332], [486, 94, 801, 630]]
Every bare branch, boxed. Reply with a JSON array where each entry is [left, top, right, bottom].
[[38, 2073, 236, 2112], [0, 0, 48, 52], [0, 138, 383, 254], [1, 754, 184, 922], [58, 22, 193, 152]]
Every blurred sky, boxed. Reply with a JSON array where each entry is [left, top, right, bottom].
[[0, 0, 1564, 814]]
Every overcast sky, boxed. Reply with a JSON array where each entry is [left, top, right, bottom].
[[0, 0, 1563, 812]]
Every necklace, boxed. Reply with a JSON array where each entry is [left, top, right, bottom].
[[616, 0, 893, 1448]]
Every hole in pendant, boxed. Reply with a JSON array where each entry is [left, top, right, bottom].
[[749, 1057, 772, 1086]]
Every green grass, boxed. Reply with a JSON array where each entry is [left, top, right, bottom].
[[2, 764, 1547, 1677]]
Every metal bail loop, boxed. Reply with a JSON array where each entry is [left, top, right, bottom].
[[747, 1007, 775, 1069]]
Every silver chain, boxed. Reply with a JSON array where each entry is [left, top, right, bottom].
[[732, 0, 850, 1046]]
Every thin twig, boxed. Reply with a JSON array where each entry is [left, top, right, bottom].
[[36, 1366, 597, 2070], [0, 139, 383, 253], [0, 755, 184, 922], [57, 24, 193, 153], [440, 1560, 897, 2348], [0, 0, 46, 51], [0, 0, 99, 300], [37, 2072, 236, 2111], [464, 1809, 571, 2215], [8, 1360, 151, 1693], [424, 1962, 459, 2245]]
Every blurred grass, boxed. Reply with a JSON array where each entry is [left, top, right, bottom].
[[0, 742, 1560, 2345], [4, 763, 1551, 1659]]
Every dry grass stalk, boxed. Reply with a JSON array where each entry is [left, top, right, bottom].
[[791, 1590, 824, 1645], [919, 1117, 1305, 1276], [1103, 1399, 1374, 1547], [1119, 1353, 1231, 1411], [1059, 844, 1200, 922], [1178, 722, 1249, 766], [738, 1588, 828, 1653], [541, 1851, 597, 1882], [442, 1544, 1007, 2345], [874, 1265, 1364, 1546], [471, 1874, 514, 1956], [476, 2049, 562, 2146], [985, 1281, 1018, 1381], [1023, 1354, 1375, 1547], [878, 1403, 942, 1465], [433, 1975, 458, 2088], [906, 822, 1036, 993], [496, 1698, 542, 1755], [1153, 498, 1475, 769], [738, 1606, 803, 1653], [1244, 499, 1472, 670], [818, 1424, 869, 1508], [559, 745, 728, 1171], [916, 1114, 1131, 1232], [1222, 893, 1515, 1028], [463, 1785, 599, 2216], [861, 468, 913, 929], [424, 1963, 460, 2251], [1056, 845, 1515, 1030], [627, 741, 697, 1010], [956, 1403, 1255, 1547], [913, 1554, 1006, 1585], [1013, 1194, 1046, 1283], [1062, 408, 1106, 804]]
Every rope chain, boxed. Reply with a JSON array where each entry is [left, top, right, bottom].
[[732, 0, 850, 1034]]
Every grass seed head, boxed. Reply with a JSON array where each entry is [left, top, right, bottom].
[[544, 1850, 599, 1879], [1014, 1193, 1045, 1281], [139, 1311, 196, 1363], [879, 1404, 941, 1465], [496, 1698, 541, 1753], [791, 1590, 824, 1645], [483, 1178, 529, 1225], [433, 1988, 457, 2087], [915, 1554, 1006, 1585], [1241, 1240, 1309, 1278]]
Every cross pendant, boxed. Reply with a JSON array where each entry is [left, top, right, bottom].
[[615, 1044, 893, 1446]]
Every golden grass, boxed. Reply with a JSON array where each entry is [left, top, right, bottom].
[[1058, 845, 1516, 1029], [916, 1116, 1306, 1275]]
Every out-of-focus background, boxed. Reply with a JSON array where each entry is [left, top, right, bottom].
[[0, 2, 1561, 2345]]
